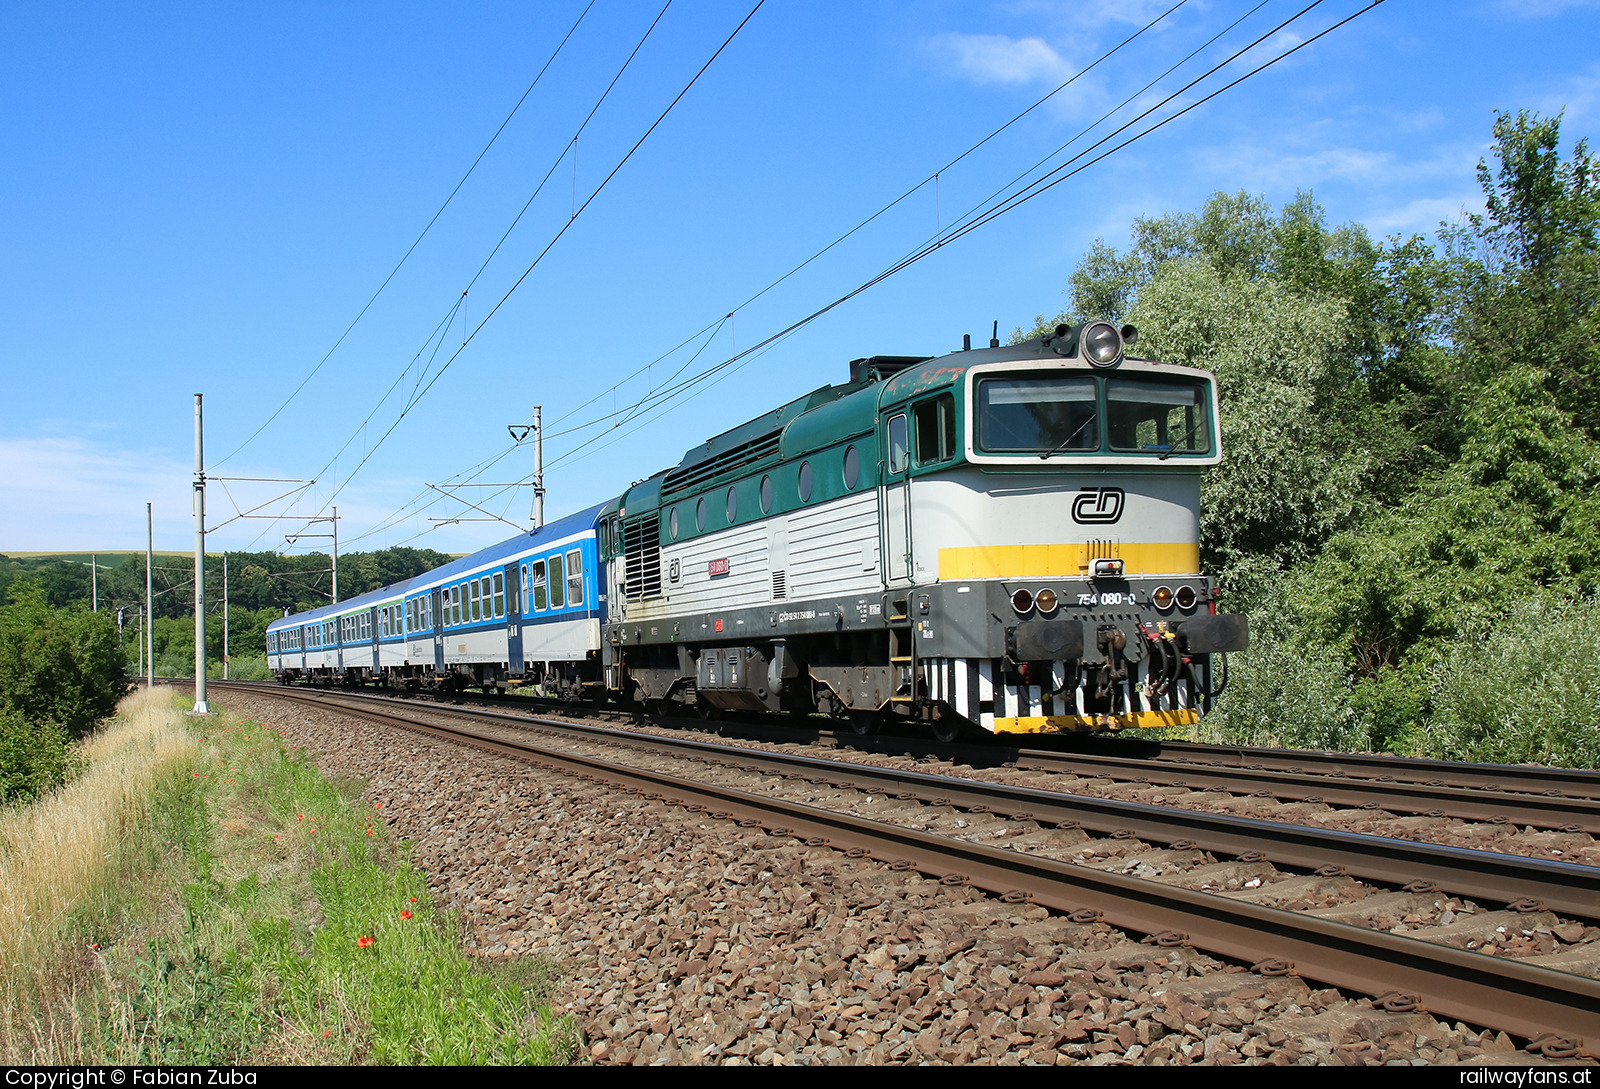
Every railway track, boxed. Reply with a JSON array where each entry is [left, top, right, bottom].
[[220, 680, 1600, 837], [215, 682, 1600, 1053]]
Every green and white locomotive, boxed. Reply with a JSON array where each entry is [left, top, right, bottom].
[[599, 321, 1248, 739]]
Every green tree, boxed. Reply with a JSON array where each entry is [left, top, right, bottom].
[[1461, 110, 1600, 437], [0, 582, 131, 738]]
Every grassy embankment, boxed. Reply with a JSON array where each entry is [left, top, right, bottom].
[[0, 687, 576, 1064]]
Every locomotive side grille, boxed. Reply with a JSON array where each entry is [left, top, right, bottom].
[[772, 570, 787, 600], [662, 433, 781, 499], [622, 514, 662, 601]]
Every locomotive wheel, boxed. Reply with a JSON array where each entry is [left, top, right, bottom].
[[695, 702, 719, 722], [847, 711, 879, 736], [930, 716, 968, 744]]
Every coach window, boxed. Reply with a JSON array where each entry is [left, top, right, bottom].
[[843, 445, 861, 489], [566, 550, 583, 607], [531, 560, 548, 610], [760, 474, 773, 514], [914, 394, 956, 466], [726, 486, 738, 523], [493, 572, 505, 618], [798, 460, 814, 503], [695, 497, 707, 533], [452, 586, 463, 627], [549, 553, 566, 609], [887, 414, 909, 474], [471, 581, 482, 623]]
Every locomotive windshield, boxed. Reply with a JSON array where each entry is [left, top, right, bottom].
[[1106, 378, 1211, 455], [976, 376, 1098, 453], [975, 373, 1211, 457]]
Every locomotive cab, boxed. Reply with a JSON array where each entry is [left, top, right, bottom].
[[598, 322, 1246, 738], [878, 325, 1246, 734]]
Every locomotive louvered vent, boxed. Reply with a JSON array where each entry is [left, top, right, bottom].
[[622, 514, 662, 602], [662, 433, 781, 499], [772, 570, 787, 600]]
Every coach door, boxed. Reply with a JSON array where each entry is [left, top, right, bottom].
[[370, 607, 380, 672], [881, 411, 913, 585], [505, 561, 524, 676], [432, 589, 445, 671]]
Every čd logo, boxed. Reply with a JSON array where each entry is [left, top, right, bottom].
[[1072, 486, 1125, 524]]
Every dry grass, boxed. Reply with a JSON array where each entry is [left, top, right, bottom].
[[0, 687, 197, 1062]]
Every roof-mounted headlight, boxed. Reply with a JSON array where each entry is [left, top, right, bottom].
[[1082, 322, 1124, 368], [1048, 321, 1125, 367]]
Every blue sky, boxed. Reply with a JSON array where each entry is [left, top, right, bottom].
[[3, 0, 1598, 558]]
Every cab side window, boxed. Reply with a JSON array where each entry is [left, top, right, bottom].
[[914, 394, 956, 466], [887, 414, 908, 474]]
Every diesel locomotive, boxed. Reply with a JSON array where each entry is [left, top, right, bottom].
[[267, 321, 1248, 739]]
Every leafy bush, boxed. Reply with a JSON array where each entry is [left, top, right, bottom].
[[1197, 629, 1366, 752], [0, 709, 70, 803], [0, 582, 130, 738], [1427, 594, 1600, 768]]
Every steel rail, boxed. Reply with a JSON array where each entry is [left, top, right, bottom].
[[272, 689, 1600, 1051], [234, 684, 1600, 919], [1152, 740, 1600, 799], [993, 747, 1600, 832], [224, 681, 1600, 814]]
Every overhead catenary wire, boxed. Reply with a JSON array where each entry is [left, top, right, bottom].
[[302, 1, 766, 532], [346, 0, 1196, 541], [347, 0, 1382, 550], [216, 0, 600, 470], [478, 0, 1384, 503], [247, 1, 688, 551]]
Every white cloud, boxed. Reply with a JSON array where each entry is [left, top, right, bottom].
[[1533, 65, 1600, 127], [925, 32, 1076, 87], [1005, 0, 1198, 29], [0, 435, 194, 552], [0, 434, 428, 556], [1363, 193, 1486, 236], [1189, 135, 1483, 193]]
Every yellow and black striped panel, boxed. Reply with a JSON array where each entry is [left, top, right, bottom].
[[924, 656, 1196, 734]]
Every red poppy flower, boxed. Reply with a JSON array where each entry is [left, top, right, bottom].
[[400, 910, 412, 920], [409, 897, 417, 903], [357, 936, 373, 948]]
